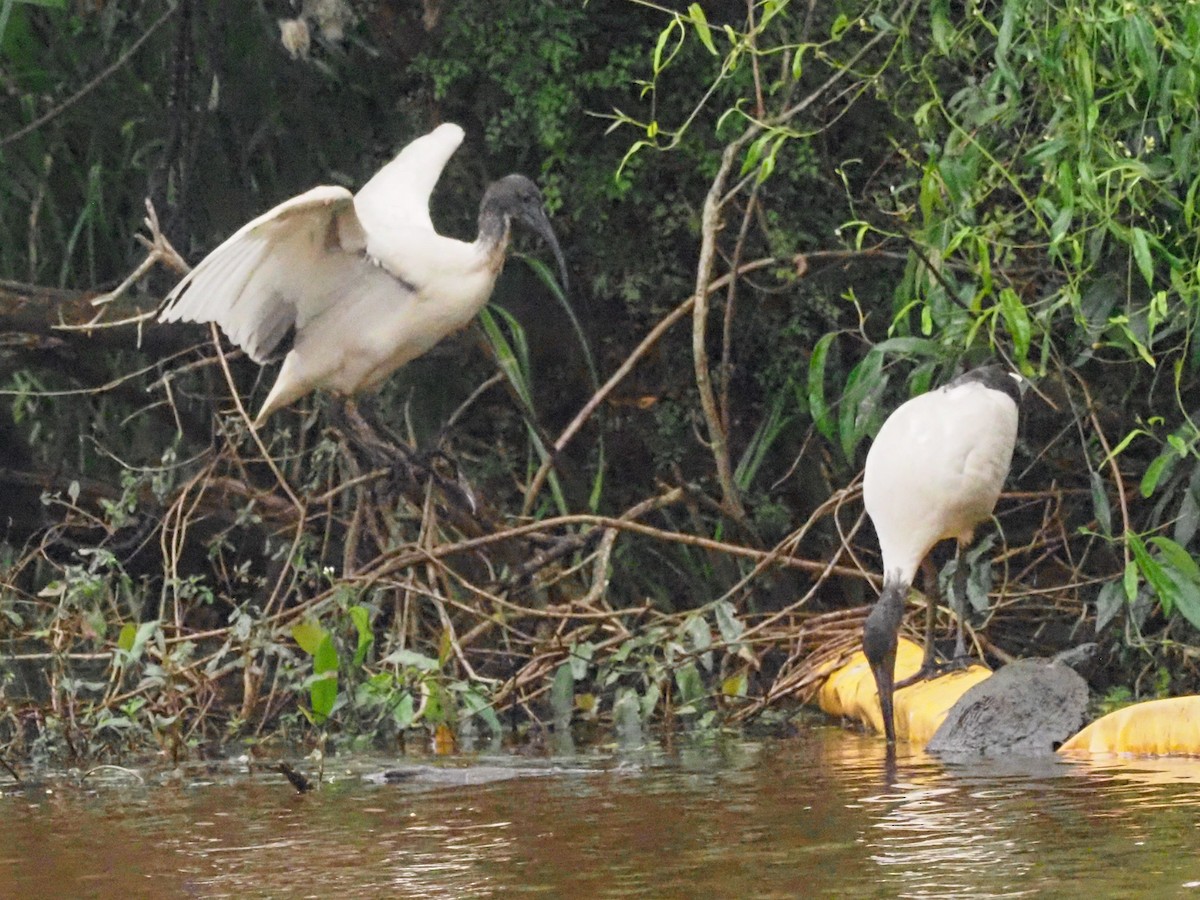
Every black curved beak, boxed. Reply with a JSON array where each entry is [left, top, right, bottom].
[[869, 653, 897, 746], [520, 206, 569, 295]]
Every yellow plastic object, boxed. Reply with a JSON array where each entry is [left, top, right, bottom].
[[818, 637, 992, 746], [1058, 696, 1200, 756]]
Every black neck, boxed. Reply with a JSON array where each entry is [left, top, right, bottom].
[[863, 580, 905, 661], [476, 207, 510, 249]]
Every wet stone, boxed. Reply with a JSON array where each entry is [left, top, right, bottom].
[[927, 658, 1090, 757]]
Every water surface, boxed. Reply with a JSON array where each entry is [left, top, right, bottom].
[[4, 728, 1200, 897]]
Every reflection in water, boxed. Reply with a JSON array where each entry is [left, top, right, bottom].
[[3, 732, 1200, 897]]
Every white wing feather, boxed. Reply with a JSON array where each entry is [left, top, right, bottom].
[[159, 185, 371, 363], [158, 123, 493, 425], [354, 123, 464, 262], [160, 125, 465, 364]]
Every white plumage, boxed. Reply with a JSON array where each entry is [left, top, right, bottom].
[[861, 365, 1021, 746], [159, 123, 566, 425], [864, 375, 1019, 587]]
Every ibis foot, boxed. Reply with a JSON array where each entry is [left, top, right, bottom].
[[328, 396, 406, 465], [894, 655, 974, 690], [329, 398, 480, 515]]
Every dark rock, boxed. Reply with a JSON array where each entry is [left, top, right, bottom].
[[927, 658, 1090, 757], [1053, 642, 1099, 673]]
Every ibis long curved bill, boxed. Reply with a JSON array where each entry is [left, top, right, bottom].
[[159, 123, 567, 425]]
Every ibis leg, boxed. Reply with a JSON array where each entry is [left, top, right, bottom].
[[951, 541, 970, 660], [894, 557, 942, 690], [330, 396, 480, 516], [918, 556, 939, 669], [331, 396, 409, 468]]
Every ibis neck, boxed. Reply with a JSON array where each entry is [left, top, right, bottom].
[[865, 579, 906, 649], [476, 209, 512, 255], [863, 577, 906, 746]]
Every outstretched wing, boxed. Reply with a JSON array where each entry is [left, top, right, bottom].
[[353, 123, 464, 255], [159, 185, 369, 363]]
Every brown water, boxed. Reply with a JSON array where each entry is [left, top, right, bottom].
[[3, 727, 1200, 897]]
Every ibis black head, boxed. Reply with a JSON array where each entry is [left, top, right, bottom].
[[949, 364, 1022, 406], [480, 174, 568, 293], [863, 585, 905, 746]]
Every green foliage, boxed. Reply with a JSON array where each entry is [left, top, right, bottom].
[[548, 601, 753, 737], [603, 0, 1200, 661], [872, 0, 1200, 639], [11, 0, 1200, 760]]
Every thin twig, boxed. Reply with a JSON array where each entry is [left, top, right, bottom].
[[1, 5, 180, 148]]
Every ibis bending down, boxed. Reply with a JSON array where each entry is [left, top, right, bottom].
[[159, 123, 567, 426], [861, 365, 1020, 745]]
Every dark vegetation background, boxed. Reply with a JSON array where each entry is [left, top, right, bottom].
[[0, 0, 1196, 762]]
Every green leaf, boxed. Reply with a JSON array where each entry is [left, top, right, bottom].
[[292, 620, 327, 656], [1090, 471, 1112, 537], [791, 43, 810, 79], [117, 622, 137, 653], [348, 605, 374, 667], [735, 377, 795, 490], [713, 601, 744, 643], [759, 0, 784, 29], [837, 350, 886, 462], [686, 4, 717, 55], [807, 332, 837, 441], [392, 693, 415, 729], [1148, 537, 1200, 582], [2, 0, 59, 41], [994, 0, 1019, 89], [550, 661, 574, 725], [313, 633, 338, 675], [309, 634, 339, 723], [998, 288, 1032, 365], [741, 131, 771, 176], [1164, 591, 1200, 639], [121, 620, 160, 662], [423, 681, 447, 725], [568, 640, 594, 680], [1095, 579, 1124, 632], [1175, 466, 1200, 546], [683, 614, 713, 672], [653, 17, 683, 74], [674, 663, 705, 713], [930, 0, 951, 54], [1128, 532, 1174, 616], [1130, 226, 1155, 288], [1141, 452, 1175, 498], [871, 336, 940, 357], [1105, 426, 1149, 463], [1123, 558, 1139, 602], [1153, 537, 1200, 631], [479, 304, 569, 515], [722, 673, 748, 699], [755, 134, 786, 184], [461, 687, 503, 735], [519, 253, 604, 512]]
